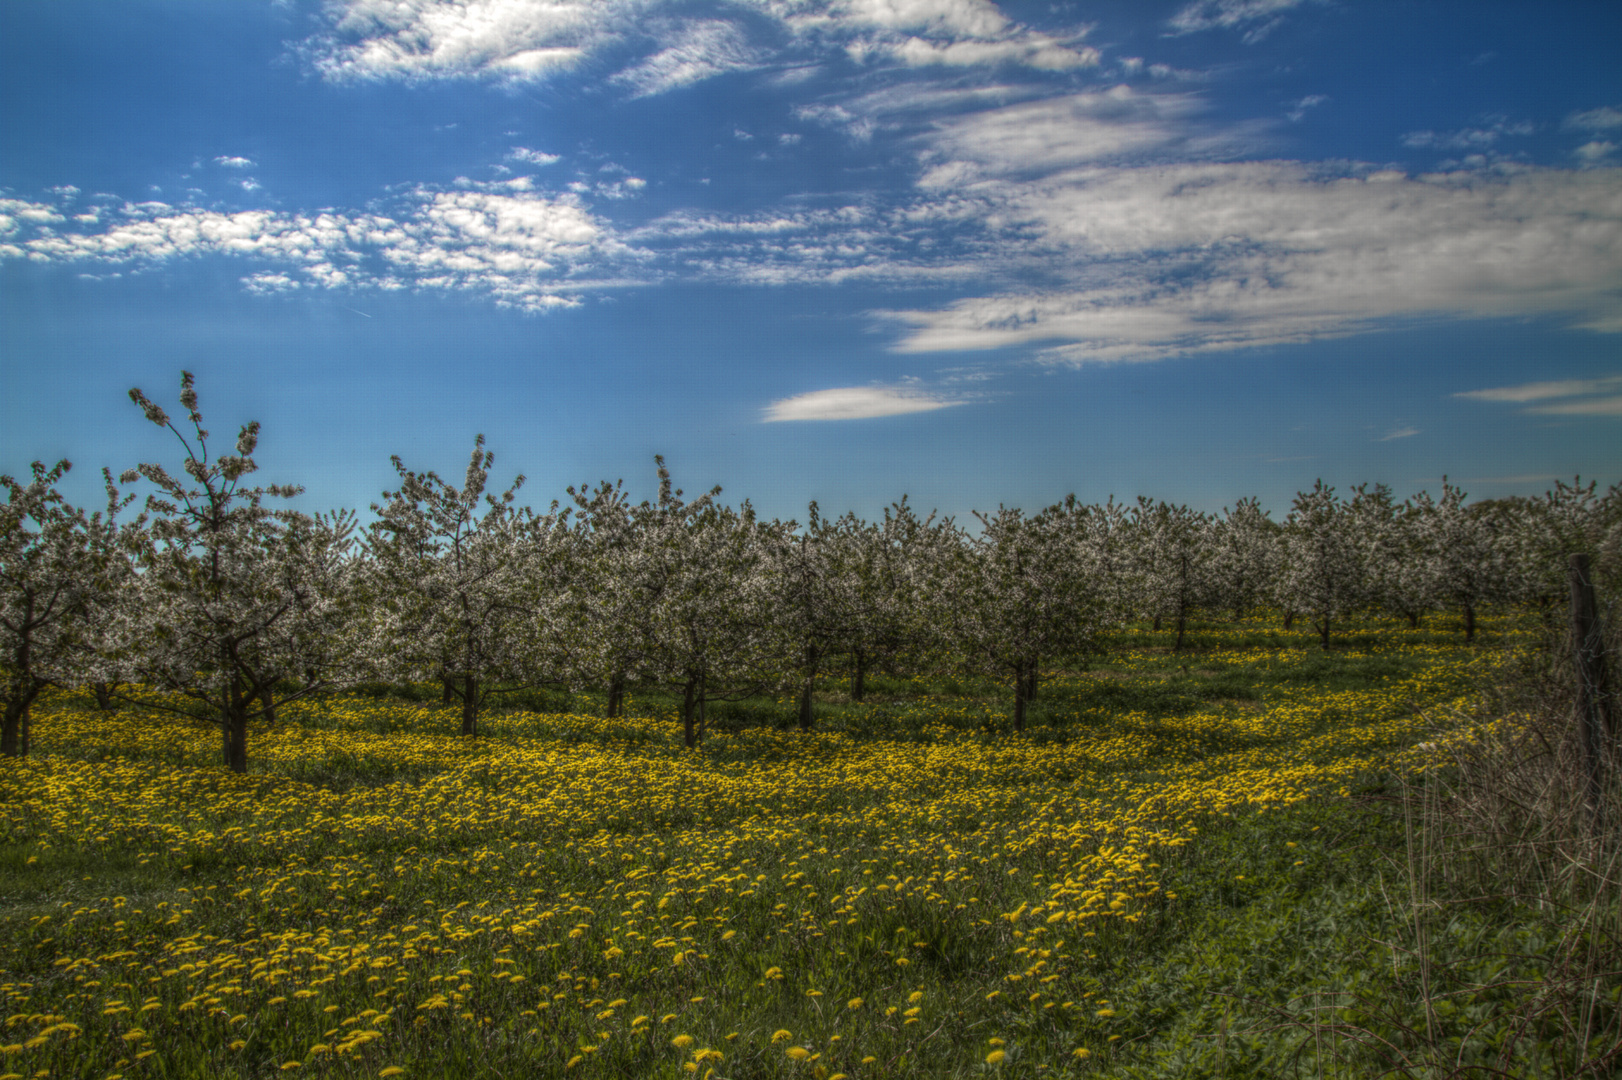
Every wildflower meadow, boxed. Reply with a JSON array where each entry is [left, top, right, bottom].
[[1, 618, 1553, 1080]]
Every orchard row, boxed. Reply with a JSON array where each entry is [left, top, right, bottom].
[[3, 372, 1618, 768]]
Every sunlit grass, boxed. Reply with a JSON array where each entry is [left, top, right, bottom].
[[0, 617, 1516, 1078]]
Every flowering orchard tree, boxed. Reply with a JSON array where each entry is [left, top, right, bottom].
[[118, 373, 356, 772], [1127, 498, 1217, 651], [1349, 484, 1437, 629], [945, 502, 1111, 731], [563, 477, 642, 717], [631, 460, 780, 748], [838, 498, 942, 703], [1209, 497, 1279, 622], [0, 461, 133, 756], [364, 436, 546, 736], [1510, 478, 1611, 615], [1276, 481, 1366, 650], [1410, 481, 1519, 641], [770, 503, 880, 730]]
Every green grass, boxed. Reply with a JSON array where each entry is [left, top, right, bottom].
[[3, 612, 1606, 1079]]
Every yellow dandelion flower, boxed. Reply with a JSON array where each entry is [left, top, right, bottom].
[[671, 1035, 694, 1049], [1072, 1048, 1091, 1059], [771, 1030, 792, 1042], [986, 1050, 1006, 1065], [847, 997, 863, 1010], [786, 1046, 810, 1061]]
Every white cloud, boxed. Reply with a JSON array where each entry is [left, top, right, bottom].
[[1400, 120, 1531, 151], [507, 147, 561, 165], [884, 162, 1622, 361], [1378, 426, 1419, 441], [1166, 0, 1316, 42], [794, 103, 876, 142], [611, 19, 761, 97], [305, 0, 1096, 89], [915, 87, 1205, 185], [1563, 106, 1622, 132], [1286, 94, 1325, 122], [886, 32, 1096, 69], [214, 155, 256, 168], [1456, 376, 1622, 405], [307, 0, 622, 83], [1575, 140, 1616, 163], [763, 384, 963, 421], [1455, 376, 1622, 403], [4, 185, 632, 312], [1527, 395, 1622, 416]]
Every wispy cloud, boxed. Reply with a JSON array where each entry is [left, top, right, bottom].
[[1563, 105, 1622, 132], [1166, 0, 1318, 43], [1526, 395, 1622, 416], [1400, 119, 1532, 151], [915, 87, 1211, 187], [1455, 376, 1622, 403], [4, 184, 633, 311], [507, 147, 560, 166], [1379, 426, 1419, 441], [304, 0, 1098, 90], [886, 162, 1622, 362], [610, 19, 761, 97], [1287, 94, 1326, 122], [1456, 376, 1622, 418], [306, 0, 618, 83], [214, 155, 256, 168], [763, 385, 965, 421]]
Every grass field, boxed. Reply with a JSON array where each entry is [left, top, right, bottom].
[[1, 616, 1604, 1079]]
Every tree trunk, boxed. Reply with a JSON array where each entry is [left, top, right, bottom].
[[1463, 603, 1477, 643], [1025, 660, 1039, 705], [1012, 664, 1029, 733], [1174, 611, 1188, 652], [851, 650, 868, 703], [1407, 610, 1421, 629], [1318, 614, 1331, 651], [1, 699, 25, 758], [681, 677, 698, 749], [696, 676, 708, 744], [798, 646, 819, 731], [93, 682, 115, 712], [441, 676, 455, 706], [258, 684, 277, 725], [2, 682, 43, 758], [1152, 614, 1162, 632], [460, 675, 479, 736], [607, 674, 625, 719], [1283, 609, 1295, 630], [222, 710, 249, 774]]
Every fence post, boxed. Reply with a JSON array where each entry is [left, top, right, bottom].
[[1569, 553, 1612, 832]]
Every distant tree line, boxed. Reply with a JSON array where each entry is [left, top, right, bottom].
[[3, 373, 1619, 770]]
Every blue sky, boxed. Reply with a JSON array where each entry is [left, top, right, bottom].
[[2, 0, 1618, 523]]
